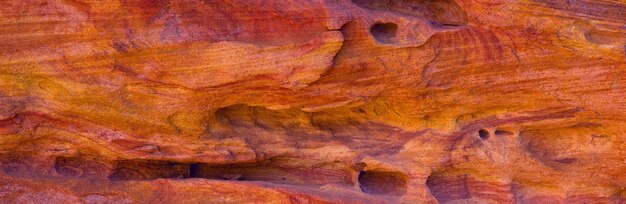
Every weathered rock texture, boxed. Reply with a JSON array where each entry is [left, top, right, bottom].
[[1, 0, 625, 203]]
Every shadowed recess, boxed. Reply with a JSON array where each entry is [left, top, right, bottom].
[[352, 0, 468, 26], [358, 170, 408, 196], [370, 22, 398, 44]]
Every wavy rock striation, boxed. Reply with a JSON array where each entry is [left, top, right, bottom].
[[0, 0, 625, 203]]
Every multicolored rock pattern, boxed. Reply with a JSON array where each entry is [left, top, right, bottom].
[[0, 0, 625, 203]]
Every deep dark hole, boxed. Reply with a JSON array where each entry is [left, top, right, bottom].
[[478, 129, 489, 140], [370, 22, 398, 44], [189, 163, 200, 177], [189, 161, 354, 186], [358, 170, 407, 196]]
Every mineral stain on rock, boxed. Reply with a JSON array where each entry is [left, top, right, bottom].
[[0, 0, 625, 203]]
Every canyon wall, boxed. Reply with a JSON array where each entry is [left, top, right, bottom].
[[0, 0, 625, 203]]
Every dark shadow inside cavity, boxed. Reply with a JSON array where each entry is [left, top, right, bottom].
[[370, 22, 398, 44], [102, 158, 354, 188], [478, 129, 490, 140], [426, 173, 470, 203], [191, 160, 353, 187], [358, 170, 408, 196]]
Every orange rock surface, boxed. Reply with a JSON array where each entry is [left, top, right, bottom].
[[1, 0, 625, 203]]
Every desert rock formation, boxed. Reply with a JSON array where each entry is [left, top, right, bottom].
[[0, 0, 625, 203]]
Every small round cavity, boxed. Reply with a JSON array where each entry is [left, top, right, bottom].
[[370, 22, 398, 44], [478, 129, 490, 140]]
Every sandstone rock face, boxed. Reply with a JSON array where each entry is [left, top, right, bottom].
[[0, 0, 625, 203]]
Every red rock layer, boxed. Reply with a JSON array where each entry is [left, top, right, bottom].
[[0, 0, 625, 203]]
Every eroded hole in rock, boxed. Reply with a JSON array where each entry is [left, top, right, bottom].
[[192, 159, 354, 187], [519, 128, 588, 170], [358, 170, 408, 196], [495, 129, 514, 136], [353, 0, 468, 26], [426, 173, 470, 203], [370, 22, 398, 44], [109, 160, 190, 180], [49, 157, 357, 188], [478, 129, 490, 140]]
